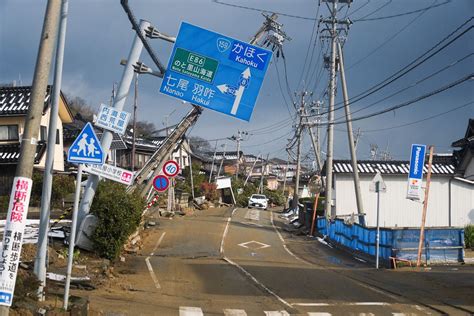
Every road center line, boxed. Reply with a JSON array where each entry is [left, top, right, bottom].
[[220, 207, 237, 255], [150, 232, 166, 256], [145, 256, 161, 289]]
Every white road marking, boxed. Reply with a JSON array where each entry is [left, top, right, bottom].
[[350, 302, 389, 306], [293, 303, 330, 306], [220, 217, 232, 255], [238, 240, 271, 250], [270, 211, 311, 265], [150, 232, 166, 256], [223, 309, 247, 315], [293, 302, 390, 307], [264, 311, 290, 316], [308, 313, 332, 316], [223, 256, 293, 309], [245, 209, 260, 221], [179, 306, 203, 316], [391, 313, 407, 316], [145, 256, 160, 289]]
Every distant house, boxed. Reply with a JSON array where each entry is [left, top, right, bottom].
[[326, 151, 473, 227], [0, 85, 74, 195], [115, 135, 191, 172]]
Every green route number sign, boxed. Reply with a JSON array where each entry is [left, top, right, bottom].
[[171, 48, 218, 84]]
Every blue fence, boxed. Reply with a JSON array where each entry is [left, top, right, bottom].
[[316, 217, 464, 265]]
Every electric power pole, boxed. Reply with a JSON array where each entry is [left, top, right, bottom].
[[337, 41, 365, 226], [291, 92, 306, 210], [0, 1, 61, 314], [131, 74, 138, 171]]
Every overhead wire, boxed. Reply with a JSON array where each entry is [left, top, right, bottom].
[[330, 73, 473, 125], [347, 0, 436, 70], [362, 100, 474, 133], [353, 0, 393, 21], [309, 17, 474, 118], [298, 2, 321, 87], [337, 52, 474, 120], [354, 0, 451, 22], [274, 62, 297, 118]]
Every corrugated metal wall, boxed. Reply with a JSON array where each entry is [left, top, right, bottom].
[[334, 174, 473, 227]]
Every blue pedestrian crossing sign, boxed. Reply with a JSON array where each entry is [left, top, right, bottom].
[[67, 122, 104, 164], [159, 22, 272, 122]]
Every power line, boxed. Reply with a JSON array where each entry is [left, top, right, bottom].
[[347, 0, 435, 70], [298, 2, 321, 87], [347, 0, 371, 18], [362, 100, 474, 133], [309, 18, 473, 118], [274, 61, 297, 118], [121, 0, 166, 74], [354, 0, 451, 22], [212, 0, 317, 21], [338, 52, 474, 120], [354, 0, 392, 21], [330, 73, 473, 125]]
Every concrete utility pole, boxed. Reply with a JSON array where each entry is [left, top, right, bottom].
[[216, 144, 227, 179], [131, 73, 138, 171], [229, 130, 247, 179], [322, 0, 342, 220], [291, 92, 305, 210], [259, 153, 270, 194], [417, 146, 434, 267], [76, 20, 150, 232], [34, 0, 68, 301], [244, 154, 260, 187], [337, 41, 365, 226], [209, 140, 218, 182], [0, 1, 61, 314]]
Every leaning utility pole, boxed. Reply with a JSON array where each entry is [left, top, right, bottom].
[[131, 73, 138, 171], [0, 1, 61, 314], [337, 41, 365, 226], [34, 0, 68, 301], [291, 92, 306, 210], [259, 153, 270, 194], [76, 20, 150, 230]]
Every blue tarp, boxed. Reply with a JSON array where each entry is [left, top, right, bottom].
[[317, 217, 464, 264]]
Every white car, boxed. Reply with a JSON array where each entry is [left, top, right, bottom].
[[248, 194, 268, 210]]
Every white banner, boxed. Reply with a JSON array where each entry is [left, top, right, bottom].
[[0, 177, 33, 306], [84, 163, 134, 186]]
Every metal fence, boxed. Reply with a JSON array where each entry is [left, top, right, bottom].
[[317, 217, 464, 265]]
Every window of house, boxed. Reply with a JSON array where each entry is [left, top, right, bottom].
[[56, 129, 60, 144], [40, 126, 47, 141], [0, 125, 19, 141]]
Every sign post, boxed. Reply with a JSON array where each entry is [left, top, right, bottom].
[[160, 22, 272, 121], [417, 146, 434, 267], [64, 123, 104, 308], [370, 171, 386, 269]]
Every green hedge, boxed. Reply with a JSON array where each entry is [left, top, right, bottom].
[[90, 180, 146, 260], [465, 224, 474, 249]]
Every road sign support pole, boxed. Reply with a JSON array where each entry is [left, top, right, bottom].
[[76, 20, 149, 235], [416, 146, 434, 267], [63, 164, 83, 310], [310, 193, 320, 236], [34, 0, 69, 299], [376, 182, 380, 269]]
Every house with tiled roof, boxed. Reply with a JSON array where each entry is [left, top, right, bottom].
[[0, 85, 74, 195]]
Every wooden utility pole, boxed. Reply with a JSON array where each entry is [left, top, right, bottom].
[[0, 1, 61, 314], [416, 146, 434, 267]]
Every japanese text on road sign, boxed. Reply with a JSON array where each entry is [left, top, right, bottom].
[[95, 104, 131, 135], [160, 22, 272, 121], [83, 163, 134, 186], [0, 177, 33, 306]]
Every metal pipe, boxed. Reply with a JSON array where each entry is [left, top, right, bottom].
[[34, 0, 68, 300]]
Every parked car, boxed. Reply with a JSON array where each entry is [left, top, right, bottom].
[[248, 194, 268, 210]]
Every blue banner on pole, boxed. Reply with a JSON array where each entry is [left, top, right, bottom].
[[408, 144, 426, 179]]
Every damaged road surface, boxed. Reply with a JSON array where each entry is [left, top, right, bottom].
[[73, 207, 474, 315]]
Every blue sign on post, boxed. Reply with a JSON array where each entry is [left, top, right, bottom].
[[407, 144, 426, 200], [67, 122, 104, 164], [159, 22, 272, 121]]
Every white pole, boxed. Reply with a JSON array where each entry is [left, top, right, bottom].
[[376, 181, 380, 269], [63, 164, 83, 309]]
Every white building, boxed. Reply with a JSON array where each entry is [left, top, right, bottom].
[[329, 154, 474, 228]]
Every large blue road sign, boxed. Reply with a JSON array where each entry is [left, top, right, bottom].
[[67, 122, 104, 164], [159, 22, 272, 121]]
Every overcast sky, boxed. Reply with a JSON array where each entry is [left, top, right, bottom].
[[1, 0, 473, 163]]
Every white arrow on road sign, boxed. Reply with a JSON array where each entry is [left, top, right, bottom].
[[217, 84, 236, 96], [231, 67, 251, 115], [370, 171, 387, 193]]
